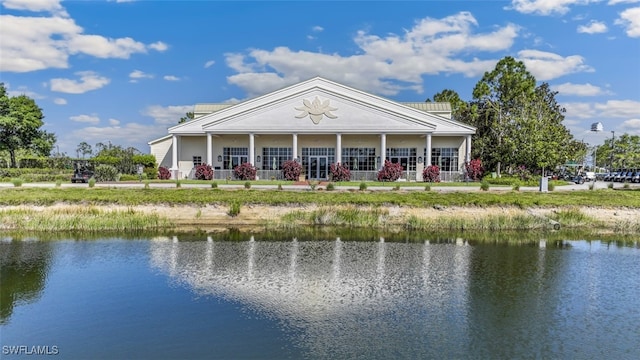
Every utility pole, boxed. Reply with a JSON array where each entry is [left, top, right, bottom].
[[610, 131, 615, 171]]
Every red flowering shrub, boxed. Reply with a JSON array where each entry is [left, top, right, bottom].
[[422, 165, 441, 182], [233, 162, 257, 180], [465, 159, 484, 181], [158, 166, 171, 180], [194, 164, 214, 180], [281, 160, 302, 181], [329, 163, 351, 182], [377, 160, 403, 182]]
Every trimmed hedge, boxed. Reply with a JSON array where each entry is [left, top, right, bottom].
[[0, 168, 73, 182]]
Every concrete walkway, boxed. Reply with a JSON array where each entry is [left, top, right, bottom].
[[1, 180, 636, 192]]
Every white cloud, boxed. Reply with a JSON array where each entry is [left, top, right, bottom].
[[564, 99, 640, 121], [615, 7, 640, 37], [70, 114, 100, 124], [5, 85, 45, 99], [608, 0, 640, 5], [594, 100, 640, 118], [149, 41, 168, 51], [2, 0, 68, 17], [553, 82, 611, 96], [508, 0, 598, 16], [204, 60, 215, 68], [68, 122, 168, 152], [163, 75, 180, 81], [108, 118, 120, 126], [225, 12, 520, 97], [53, 98, 67, 105], [577, 20, 608, 33], [517, 50, 593, 80], [564, 102, 598, 118], [50, 71, 110, 94], [129, 70, 154, 82], [142, 105, 194, 125], [312, 25, 324, 32], [620, 119, 640, 134], [0, 2, 167, 72]]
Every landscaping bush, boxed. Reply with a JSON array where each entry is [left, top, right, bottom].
[[326, 182, 335, 191], [93, 164, 120, 182], [234, 163, 257, 180], [281, 160, 302, 181], [465, 159, 484, 181], [158, 166, 171, 180], [422, 165, 441, 183], [11, 178, 23, 187], [480, 181, 490, 191], [377, 160, 403, 182], [0, 168, 73, 182], [194, 164, 214, 180], [359, 182, 367, 191], [244, 181, 251, 189], [515, 165, 533, 182], [88, 178, 96, 188], [329, 163, 351, 182]]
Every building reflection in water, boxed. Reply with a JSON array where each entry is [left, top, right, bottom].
[[149, 235, 474, 358]]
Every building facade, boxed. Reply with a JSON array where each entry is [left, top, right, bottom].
[[148, 77, 476, 181]]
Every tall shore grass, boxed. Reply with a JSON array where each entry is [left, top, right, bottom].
[[0, 206, 172, 232]]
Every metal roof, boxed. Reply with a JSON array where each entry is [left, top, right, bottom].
[[402, 102, 451, 112], [194, 103, 234, 118]]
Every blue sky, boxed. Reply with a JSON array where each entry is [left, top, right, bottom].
[[1, 0, 639, 156]]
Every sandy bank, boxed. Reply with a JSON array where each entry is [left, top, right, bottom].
[[5, 203, 638, 228]]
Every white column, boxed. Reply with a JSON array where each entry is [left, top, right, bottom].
[[171, 135, 178, 179], [465, 135, 472, 163], [336, 133, 342, 164], [292, 133, 298, 160], [206, 133, 212, 166], [249, 133, 255, 166], [380, 133, 386, 167], [426, 133, 432, 167]]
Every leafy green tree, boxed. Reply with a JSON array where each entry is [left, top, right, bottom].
[[471, 57, 536, 177], [76, 141, 92, 158], [92, 143, 141, 174], [596, 133, 640, 169], [469, 57, 576, 177], [0, 83, 56, 168], [178, 112, 194, 124], [427, 89, 469, 122]]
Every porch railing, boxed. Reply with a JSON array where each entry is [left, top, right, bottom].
[[197, 169, 464, 182]]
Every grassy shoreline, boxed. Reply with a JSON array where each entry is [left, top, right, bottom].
[[1, 187, 639, 234], [1, 187, 639, 207]]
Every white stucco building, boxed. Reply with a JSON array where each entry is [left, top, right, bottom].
[[148, 77, 475, 181]]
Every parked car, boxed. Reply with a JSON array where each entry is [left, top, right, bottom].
[[614, 171, 627, 182], [584, 172, 595, 182], [632, 172, 640, 183], [572, 175, 585, 184], [603, 172, 615, 181], [625, 171, 636, 183]]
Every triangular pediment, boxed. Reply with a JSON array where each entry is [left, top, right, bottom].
[[168, 77, 475, 135]]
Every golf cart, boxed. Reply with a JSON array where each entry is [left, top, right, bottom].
[[71, 160, 94, 183]]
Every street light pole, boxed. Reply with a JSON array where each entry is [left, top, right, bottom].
[[610, 131, 615, 171]]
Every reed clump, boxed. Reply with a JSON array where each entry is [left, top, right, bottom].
[[404, 214, 552, 231], [279, 206, 389, 228], [0, 206, 171, 232]]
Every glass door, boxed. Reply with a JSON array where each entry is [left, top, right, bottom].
[[308, 156, 328, 180]]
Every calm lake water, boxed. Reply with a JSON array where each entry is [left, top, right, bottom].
[[1, 234, 639, 359]]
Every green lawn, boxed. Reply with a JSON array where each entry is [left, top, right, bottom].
[[1, 187, 638, 208]]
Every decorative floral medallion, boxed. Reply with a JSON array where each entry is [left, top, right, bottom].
[[294, 97, 338, 124]]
